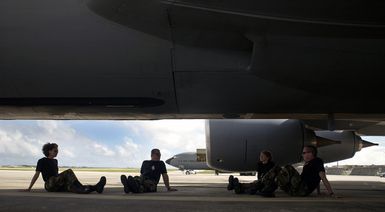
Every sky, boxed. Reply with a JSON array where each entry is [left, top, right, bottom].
[[0, 120, 205, 168], [0, 120, 384, 168]]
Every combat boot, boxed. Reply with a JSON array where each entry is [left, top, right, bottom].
[[233, 178, 243, 194], [227, 175, 235, 190], [127, 176, 140, 193], [121, 175, 131, 193], [95, 176, 106, 193]]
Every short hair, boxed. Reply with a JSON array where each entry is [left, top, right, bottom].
[[42, 143, 58, 157], [261, 150, 273, 162], [151, 148, 160, 156], [304, 145, 318, 157]]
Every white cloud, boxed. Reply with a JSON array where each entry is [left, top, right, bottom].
[[123, 120, 206, 161], [93, 143, 115, 156], [115, 137, 143, 166], [61, 149, 75, 158], [0, 121, 126, 167], [116, 137, 139, 156], [37, 120, 59, 135], [0, 129, 40, 157], [0, 119, 206, 168]]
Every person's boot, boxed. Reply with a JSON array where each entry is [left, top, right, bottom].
[[121, 175, 130, 194], [233, 178, 243, 194], [127, 176, 140, 193], [95, 176, 106, 194], [227, 175, 235, 190]]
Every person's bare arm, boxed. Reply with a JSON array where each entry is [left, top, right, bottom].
[[162, 173, 177, 191], [24, 171, 40, 192], [319, 171, 334, 196]]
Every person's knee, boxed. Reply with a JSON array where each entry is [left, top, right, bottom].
[[143, 180, 157, 191], [277, 170, 290, 188], [63, 169, 77, 179], [63, 169, 74, 174]]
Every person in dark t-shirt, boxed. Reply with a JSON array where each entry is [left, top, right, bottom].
[[301, 156, 325, 192], [120, 149, 177, 193], [24, 143, 106, 194], [36, 157, 59, 182], [228, 150, 277, 195], [276, 145, 335, 197], [140, 159, 167, 184], [256, 159, 276, 180]]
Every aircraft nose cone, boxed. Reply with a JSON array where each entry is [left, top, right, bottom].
[[358, 139, 378, 151], [362, 140, 379, 148], [165, 158, 172, 165]]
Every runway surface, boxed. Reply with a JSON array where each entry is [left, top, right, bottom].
[[0, 170, 384, 211]]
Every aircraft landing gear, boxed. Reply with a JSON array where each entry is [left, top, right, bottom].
[[184, 170, 196, 175]]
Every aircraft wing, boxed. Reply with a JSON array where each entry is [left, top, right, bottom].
[[303, 119, 385, 136], [1, 1, 385, 119], [356, 123, 385, 136]]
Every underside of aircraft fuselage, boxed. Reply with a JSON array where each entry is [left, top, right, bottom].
[[1, 0, 385, 119]]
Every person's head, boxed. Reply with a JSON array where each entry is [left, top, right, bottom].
[[259, 150, 272, 164], [151, 148, 161, 161], [302, 145, 317, 162], [42, 143, 58, 158]]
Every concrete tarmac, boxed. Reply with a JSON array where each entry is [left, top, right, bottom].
[[0, 170, 384, 212]]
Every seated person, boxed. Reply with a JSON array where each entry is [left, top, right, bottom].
[[228, 150, 277, 195], [120, 149, 177, 193], [25, 143, 106, 194], [276, 145, 335, 197]]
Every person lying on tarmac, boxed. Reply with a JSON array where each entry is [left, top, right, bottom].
[[276, 145, 335, 197], [24, 143, 106, 194], [227, 150, 277, 195], [120, 149, 177, 193]]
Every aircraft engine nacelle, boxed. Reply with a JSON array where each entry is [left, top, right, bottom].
[[315, 131, 372, 163], [206, 119, 317, 172], [205, 120, 374, 172]]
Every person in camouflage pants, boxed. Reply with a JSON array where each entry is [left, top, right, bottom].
[[230, 165, 282, 197], [44, 169, 78, 192], [229, 146, 335, 197], [276, 165, 310, 196], [228, 151, 277, 195], [235, 165, 309, 197], [44, 169, 100, 193], [121, 149, 177, 194], [276, 146, 335, 197], [25, 143, 106, 194], [123, 176, 158, 193]]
